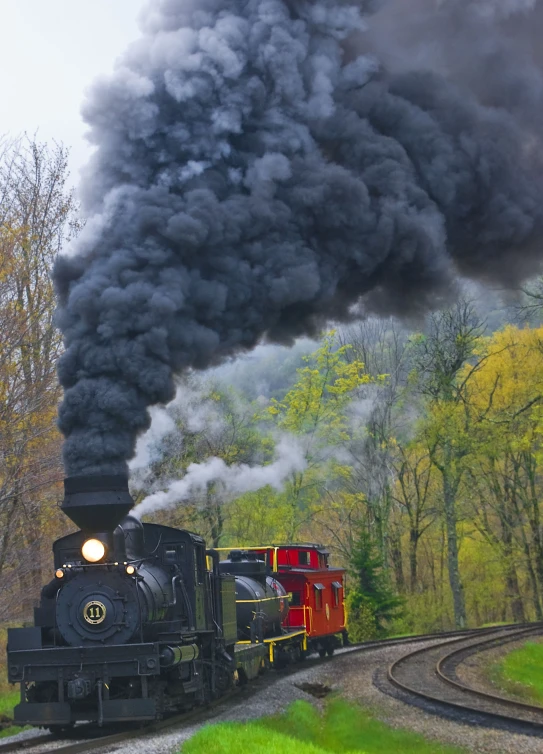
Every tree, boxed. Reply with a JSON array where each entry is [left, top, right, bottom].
[[346, 530, 402, 640], [458, 326, 543, 621], [412, 299, 485, 628], [338, 318, 411, 571], [266, 332, 372, 542], [390, 442, 437, 592], [0, 136, 79, 620], [140, 379, 264, 547]]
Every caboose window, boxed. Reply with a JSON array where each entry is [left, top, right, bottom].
[[298, 551, 309, 566], [314, 583, 325, 610], [332, 581, 342, 607], [290, 590, 302, 606]]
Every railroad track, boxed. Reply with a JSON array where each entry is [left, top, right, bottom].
[[1, 622, 540, 754], [387, 623, 543, 736]]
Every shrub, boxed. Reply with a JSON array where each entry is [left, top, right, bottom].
[[345, 593, 378, 641]]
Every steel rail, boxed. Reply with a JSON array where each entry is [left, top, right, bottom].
[[339, 620, 535, 654], [387, 623, 543, 734], [436, 631, 543, 714]]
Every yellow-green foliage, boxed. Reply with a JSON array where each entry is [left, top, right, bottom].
[[267, 332, 373, 437], [225, 332, 377, 543], [459, 531, 507, 626], [182, 698, 466, 754]]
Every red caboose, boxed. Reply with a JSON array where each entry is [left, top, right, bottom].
[[255, 544, 346, 656]]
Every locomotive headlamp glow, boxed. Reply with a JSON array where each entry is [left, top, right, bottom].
[[55, 568, 65, 579], [125, 564, 136, 575], [81, 539, 106, 563]]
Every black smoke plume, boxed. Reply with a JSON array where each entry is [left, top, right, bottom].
[[55, 0, 543, 476]]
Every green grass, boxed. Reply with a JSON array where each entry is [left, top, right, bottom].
[[493, 640, 543, 704], [0, 725, 28, 739], [0, 690, 20, 718], [182, 698, 466, 754], [0, 689, 29, 738]]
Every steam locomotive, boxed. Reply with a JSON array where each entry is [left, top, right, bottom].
[[6, 475, 345, 729]]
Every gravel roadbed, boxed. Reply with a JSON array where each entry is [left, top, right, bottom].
[[318, 641, 543, 754], [93, 665, 329, 754]]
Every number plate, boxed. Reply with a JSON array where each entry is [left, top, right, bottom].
[[83, 600, 107, 625]]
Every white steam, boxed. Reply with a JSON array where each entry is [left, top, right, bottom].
[[129, 406, 176, 479], [133, 434, 306, 517]]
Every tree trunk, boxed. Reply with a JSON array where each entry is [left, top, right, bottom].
[[442, 469, 467, 629], [389, 533, 405, 592], [526, 464, 543, 595], [203, 484, 223, 548], [512, 493, 542, 619], [501, 515, 525, 623], [522, 536, 542, 620], [409, 529, 419, 592]]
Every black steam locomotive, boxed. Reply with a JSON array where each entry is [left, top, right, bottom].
[[6, 475, 291, 729]]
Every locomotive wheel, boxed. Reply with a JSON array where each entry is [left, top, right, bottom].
[[216, 664, 234, 695], [326, 645, 335, 657], [318, 647, 327, 658]]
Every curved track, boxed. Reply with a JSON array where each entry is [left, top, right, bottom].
[[388, 623, 543, 735], [2, 623, 541, 754]]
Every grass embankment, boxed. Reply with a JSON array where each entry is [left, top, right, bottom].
[[182, 698, 465, 754], [0, 689, 27, 738], [0, 625, 33, 738], [0, 627, 29, 738], [492, 640, 543, 705]]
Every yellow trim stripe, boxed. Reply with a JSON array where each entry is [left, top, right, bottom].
[[263, 630, 306, 643], [236, 597, 282, 603], [234, 630, 307, 649]]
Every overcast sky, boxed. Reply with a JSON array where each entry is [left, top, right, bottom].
[[1, 0, 147, 188]]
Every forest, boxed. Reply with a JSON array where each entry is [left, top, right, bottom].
[[2, 136, 543, 648]]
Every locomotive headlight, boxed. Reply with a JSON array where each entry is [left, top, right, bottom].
[[55, 568, 65, 579], [81, 538, 106, 563], [126, 564, 136, 575]]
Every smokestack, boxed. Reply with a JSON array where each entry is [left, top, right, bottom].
[[61, 475, 134, 532]]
